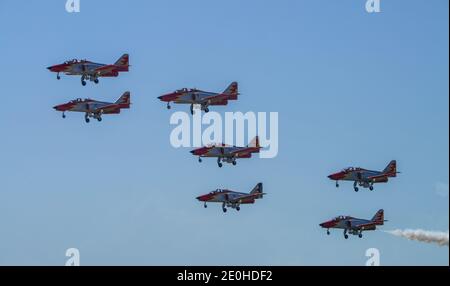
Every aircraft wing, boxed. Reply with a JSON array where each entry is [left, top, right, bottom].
[[230, 148, 254, 158], [199, 94, 230, 104], [228, 193, 259, 203], [92, 104, 121, 114], [367, 174, 388, 181], [93, 65, 117, 76], [348, 220, 376, 230]]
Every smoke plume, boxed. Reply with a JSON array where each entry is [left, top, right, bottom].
[[385, 229, 449, 247]]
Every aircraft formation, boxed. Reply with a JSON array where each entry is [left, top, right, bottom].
[[47, 54, 400, 239]]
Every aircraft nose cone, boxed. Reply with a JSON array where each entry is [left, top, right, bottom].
[[196, 195, 206, 201], [320, 221, 334, 228], [328, 173, 341, 180], [191, 147, 207, 156], [190, 149, 203, 156], [319, 222, 331, 228], [54, 104, 68, 111], [159, 92, 179, 102], [158, 94, 171, 101]]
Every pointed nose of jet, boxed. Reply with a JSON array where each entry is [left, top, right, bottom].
[[319, 222, 329, 228], [47, 65, 58, 72], [191, 147, 208, 156], [158, 92, 181, 102], [53, 102, 73, 112], [196, 195, 208, 202], [47, 64, 68, 73], [328, 172, 343, 181], [157, 94, 168, 101], [319, 220, 335, 228], [190, 149, 200, 155]]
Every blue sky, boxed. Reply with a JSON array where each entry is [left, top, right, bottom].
[[0, 0, 448, 265]]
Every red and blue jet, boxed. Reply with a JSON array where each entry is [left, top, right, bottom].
[[158, 82, 238, 114], [53, 92, 131, 123], [196, 183, 265, 213], [47, 54, 129, 86], [328, 160, 399, 192], [319, 209, 387, 239], [191, 136, 261, 168]]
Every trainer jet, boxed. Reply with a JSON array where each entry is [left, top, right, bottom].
[[319, 209, 387, 239], [47, 54, 129, 86], [328, 160, 399, 192], [53, 92, 131, 123], [196, 183, 265, 213], [158, 82, 238, 114], [190, 136, 261, 168]]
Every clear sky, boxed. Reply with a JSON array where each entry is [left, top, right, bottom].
[[0, 0, 448, 265]]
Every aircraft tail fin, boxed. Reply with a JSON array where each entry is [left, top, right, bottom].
[[115, 91, 131, 107], [114, 54, 129, 68], [371, 209, 385, 225], [223, 82, 238, 100], [250, 183, 264, 198], [383, 160, 397, 177], [248, 136, 260, 148]]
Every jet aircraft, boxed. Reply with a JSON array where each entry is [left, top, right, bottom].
[[47, 54, 129, 86], [158, 82, 238, 114], [196, 183, 265, 213], [190, 136, 261, 167], [319, 209, 387, 239], [53, 92, 131, 123], [328, 160, 399, 192]]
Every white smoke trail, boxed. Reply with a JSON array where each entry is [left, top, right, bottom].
[[385, 229, 449, 247]]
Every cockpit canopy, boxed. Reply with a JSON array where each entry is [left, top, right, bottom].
[[334, 216, 348, 221], [342, 167, 362, 172], [64, 59, 88, 64], [209, 189, 225, 194], [175, 88, 199, 93], [70, 98, 84, 103], [64, 59, 79, 64], [205, 142, 231, 148]]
